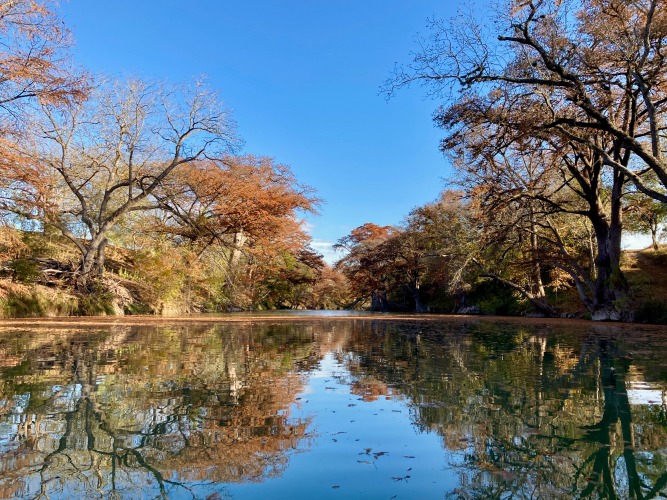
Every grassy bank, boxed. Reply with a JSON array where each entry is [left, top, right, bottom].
[[0, 228, 207, 317]]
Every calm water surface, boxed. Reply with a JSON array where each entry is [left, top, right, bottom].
[[0, 315, 666, 499]]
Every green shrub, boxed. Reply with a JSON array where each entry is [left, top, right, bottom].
[[78, 284, 116, 315], [10, 259, 40, 282], [469, 279, 525, 316], [1, 287, 78, 317]]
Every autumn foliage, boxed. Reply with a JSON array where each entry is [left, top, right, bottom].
[[0, 1, 340, 313]]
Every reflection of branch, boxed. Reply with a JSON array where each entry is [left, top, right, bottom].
[[570, 450, 598, 495], [647, 471, 667, 499], [90, 397, 198, 498], [128, 449, 197, 499], [37, 398, 81, 498]]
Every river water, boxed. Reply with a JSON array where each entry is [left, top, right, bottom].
[[0, 313, 666, 498]]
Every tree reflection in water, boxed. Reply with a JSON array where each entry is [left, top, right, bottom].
[[0, 318, 665, 499], [0, 324, 318, 498], [340, 321, 667, 499]]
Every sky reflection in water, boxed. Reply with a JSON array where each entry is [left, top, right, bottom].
[[0, 317, 666, 499]]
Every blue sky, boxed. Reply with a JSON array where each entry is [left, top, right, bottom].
[[59, 1, 469, 263]]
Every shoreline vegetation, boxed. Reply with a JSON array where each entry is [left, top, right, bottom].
[[0, 2, 666, 323], [0, 227, 666, 324]]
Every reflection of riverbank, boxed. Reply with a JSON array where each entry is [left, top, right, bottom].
[[2, 311, 667, 332]]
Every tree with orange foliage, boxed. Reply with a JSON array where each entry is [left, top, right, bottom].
[[0, 0, 86, 125], [0, 0, 86, 235], [335, 223, 397, 311], [151, 155, 317, 255], [304, 264, 352, 310], [386, 0, 667, 319], [1, 78, 239, 290], [146, 154, 320, 308]]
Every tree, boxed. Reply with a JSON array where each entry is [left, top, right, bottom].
[[0, 0, 86, 235], [624, 180, 667, 251], [304, 264, 352, 310], [3, 78, 239, 290], [386, 0, 667, 201], [446, 107, 630, 318], [403, 190, 479, 312], [385, 0, 663, 319], [0, 0, 86, 130], [334, 223, 397, 310], [146, 154, 320, 308], [150, 155, 318, 257]]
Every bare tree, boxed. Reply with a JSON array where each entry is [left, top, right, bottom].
[[385, 0, 667, 201], [7, 78, 239, 289]]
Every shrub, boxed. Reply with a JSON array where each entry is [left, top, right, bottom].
[[10, 259, 40, 282]]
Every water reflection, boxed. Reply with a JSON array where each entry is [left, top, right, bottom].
[[342, 321, 667, 498], [0, 324, 318, 498], [0, 318, 665, 498]]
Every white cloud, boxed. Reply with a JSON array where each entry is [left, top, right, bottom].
[[310, 239, 343, 265]]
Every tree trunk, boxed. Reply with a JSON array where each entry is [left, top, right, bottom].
[[96, 238, 108, 275], [370, 291, 389, 312], [582, 338, 642, 498], [589, 170, 629, 321], [406, 283, 427, 313], [530, 211, 546, 298], [77, 234, 108, 292], [226, 230, 247, 290]]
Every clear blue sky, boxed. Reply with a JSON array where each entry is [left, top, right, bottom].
[[59, 1, 470, 262]]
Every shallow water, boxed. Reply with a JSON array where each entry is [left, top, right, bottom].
[[0, 315, 666, 498]]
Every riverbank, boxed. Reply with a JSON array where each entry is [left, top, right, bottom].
[[1, 227, 667, 323], [1, 311, 666, 334]]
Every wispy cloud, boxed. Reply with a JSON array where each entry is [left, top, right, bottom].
[[310, 239, 343, 265]]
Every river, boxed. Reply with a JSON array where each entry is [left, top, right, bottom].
[[0, 313, 666, 498]]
